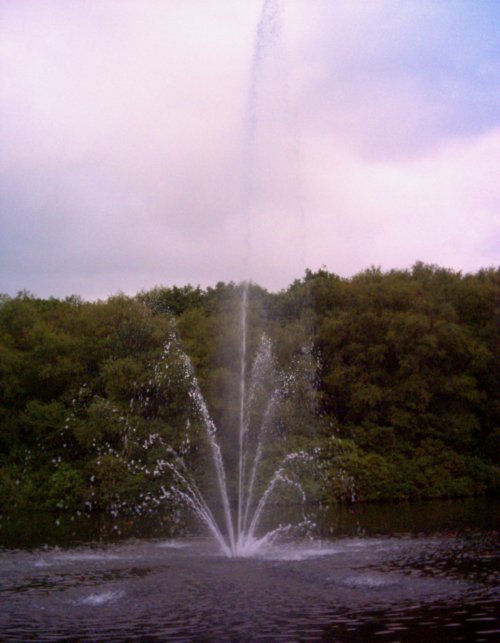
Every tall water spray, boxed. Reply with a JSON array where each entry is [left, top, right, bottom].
[[235, 0, 284, 554], [242, 0, 281, 271], [185, 0, 313, 556], [243, 0, 307, 278], [237, 282, 249, 541]]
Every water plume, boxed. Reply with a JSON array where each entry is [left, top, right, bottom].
[[158, 292, 314, 557]]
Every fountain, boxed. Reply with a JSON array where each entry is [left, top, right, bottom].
[[153, 0, 313, 557], [156, 282, 314, 557]]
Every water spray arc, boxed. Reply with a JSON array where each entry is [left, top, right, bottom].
[[162, 300, 311, 557]]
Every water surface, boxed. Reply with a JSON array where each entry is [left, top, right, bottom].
[[1, 499, 498, 641]]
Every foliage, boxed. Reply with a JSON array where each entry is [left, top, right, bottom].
[[0, 264, 498, 516]]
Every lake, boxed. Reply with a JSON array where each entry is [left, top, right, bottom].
[[1, 498, 498, 641]]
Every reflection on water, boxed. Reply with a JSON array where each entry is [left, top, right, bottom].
[[0, 499, 498, 641], [1, 497, 498, 549]]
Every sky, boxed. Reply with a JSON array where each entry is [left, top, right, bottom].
[[1, 0, 499, 299]]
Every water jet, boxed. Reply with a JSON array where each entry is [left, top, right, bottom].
[[162, 282, 314, 557]]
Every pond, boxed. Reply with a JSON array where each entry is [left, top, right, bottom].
[[0, 498, 498, 641]]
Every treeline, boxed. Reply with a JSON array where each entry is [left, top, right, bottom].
[[0, 263, 498, 515]]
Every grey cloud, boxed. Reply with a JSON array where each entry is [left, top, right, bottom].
[[1, 0, 499, 299]]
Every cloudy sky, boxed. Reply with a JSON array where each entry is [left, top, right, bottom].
[[1, 0, 499, 298]]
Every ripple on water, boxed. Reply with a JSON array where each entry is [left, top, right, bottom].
[[337, 573, 399, 588], [55, 553, 122, 562], [260, 546, 343, 561], [78, 590, 125, 606], [155, 540, 192, 549], [0, 533, 498, 641]]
